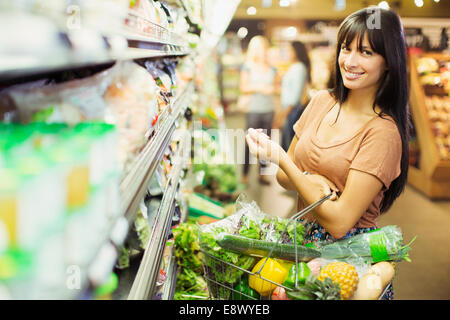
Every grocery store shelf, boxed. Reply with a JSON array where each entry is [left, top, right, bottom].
[[179, 0, 202, 27], [161, 247, 178, 300], [124, 10, 188, 48], [120, 81, 193, 223], [0, 14, 190, 83], [128, 136, 188, 300]]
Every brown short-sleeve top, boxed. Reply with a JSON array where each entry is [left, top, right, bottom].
[[293, 90, 402, 228]]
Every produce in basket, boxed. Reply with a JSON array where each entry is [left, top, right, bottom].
[[287, 275, 342, 300], [199, 225, 257, 299], [217, 234, 321, 262], [317, 262, 359, 300], [249, 258, 288, 296], [198, 195, 310, 299], [316, 225, 416, 263], [232, 277, 260, 300], [283, 262, 311, 289], [351, 262, 395, 300], [271, 286, 289, 300], [307, 258, 328, 276]]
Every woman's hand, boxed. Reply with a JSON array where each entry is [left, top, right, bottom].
[[304, 174, 339, 201], [246, 128, 286, 165]]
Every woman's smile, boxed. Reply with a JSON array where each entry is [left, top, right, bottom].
[[343, 68, 365, 81]]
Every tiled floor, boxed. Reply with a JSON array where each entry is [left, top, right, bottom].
[[225, 112, 450, 300]]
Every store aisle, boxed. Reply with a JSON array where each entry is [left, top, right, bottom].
[[377, 186, 450, 300], [225, 112, 450, 300]]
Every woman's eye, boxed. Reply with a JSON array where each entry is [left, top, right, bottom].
[[362, 50, 372, 56]]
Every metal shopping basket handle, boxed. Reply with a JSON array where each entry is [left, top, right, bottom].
[[254, 193, 333, 277]]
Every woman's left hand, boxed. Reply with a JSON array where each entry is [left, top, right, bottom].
[[246, 128, 286, 165], [304, 174, 339, 201]]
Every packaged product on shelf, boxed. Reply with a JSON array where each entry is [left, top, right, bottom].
[[424, 95, 450, 160], [103, 62, 159, 172], [0, 61, 162, 174], [176, 56, 196, 84], [115, 201, 150, 270], [0, 130, 66, 253], [187, 192, 226, 220], [416, 56, 450, 93], [1, 64, 121, 125], [128, 0, 160, 34], [166, 4, 190, 35], [0, 121, 123, 298], [153, 0, 170, 29], [93, 272, 119, 300], [415, 56, 440, 74], [144, 60, 174, 112]]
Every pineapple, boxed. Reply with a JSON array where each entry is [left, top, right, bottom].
[[287, 276, 342, 300], [318, 262, 359, 299]]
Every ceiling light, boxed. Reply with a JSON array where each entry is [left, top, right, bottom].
[[378, 1, 389, 9], [283, 26, 297, 39], [262, 0, 272, 7], [237, 27, 248, 39], [414, 0, 424, 7], [279, 0, 290, 7], [334, 0, 346, 11], [246, 6, 257, 15], [434, 0, 440, 3]]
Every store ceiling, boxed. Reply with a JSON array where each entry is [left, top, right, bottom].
[[233, 0, 450, 20]]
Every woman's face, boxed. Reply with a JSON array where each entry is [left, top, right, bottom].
[[286, 45, 296, 63], [250, 38, 268, 63], [338, 32, 386, 92]]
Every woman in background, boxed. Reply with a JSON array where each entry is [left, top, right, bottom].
[[276, 41, 311, 151], [240, 35, 278, 185]]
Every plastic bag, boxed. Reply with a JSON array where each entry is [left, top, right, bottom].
[[312, 225, 416, 264], [199, 194, 306, 251], [103, 61, 159, 172], [3, 65, 121, 125]]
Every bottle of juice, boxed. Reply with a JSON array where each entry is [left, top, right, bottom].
[[0, 167, 19, 253], [47, 134, 90, 210], [73, 122, 118, 186]]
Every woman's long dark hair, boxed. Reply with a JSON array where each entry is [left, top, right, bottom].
[[291, 41, 311, 82], [331, 7, 410, 213]]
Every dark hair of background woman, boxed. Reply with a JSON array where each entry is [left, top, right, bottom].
[[291, 41, 311, 82], [330, 7, 410, 213]]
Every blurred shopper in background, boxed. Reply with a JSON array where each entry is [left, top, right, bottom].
[[240, 35, 279, 185], [276, 41, 311, 151]]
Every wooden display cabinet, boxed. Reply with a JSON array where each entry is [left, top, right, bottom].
[[407, 52, 450, 199]]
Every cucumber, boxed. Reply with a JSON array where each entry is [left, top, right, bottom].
[[217, 234, 321, 262]]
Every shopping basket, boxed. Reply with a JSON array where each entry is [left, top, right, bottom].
[[201, 194, 331, 300], [200, 193, 392, 300]]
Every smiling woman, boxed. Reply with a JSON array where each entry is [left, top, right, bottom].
[[245, 7, 410, 300]]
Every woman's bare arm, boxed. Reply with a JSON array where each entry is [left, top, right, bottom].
[[248, 129, 383, 239], [280, 152, 383, 238]]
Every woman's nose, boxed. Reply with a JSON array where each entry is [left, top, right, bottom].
[[344, 51, 359, 68]]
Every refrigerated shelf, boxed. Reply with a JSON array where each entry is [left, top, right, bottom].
[[128, 128, 190, 300]]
